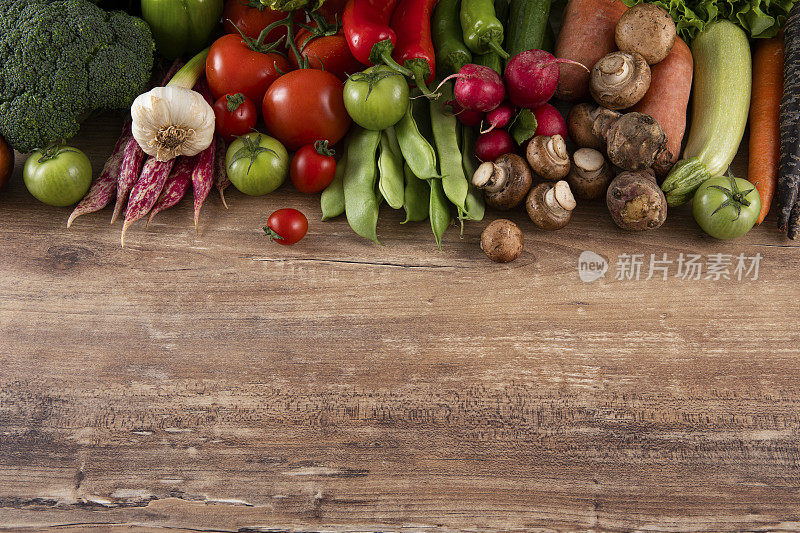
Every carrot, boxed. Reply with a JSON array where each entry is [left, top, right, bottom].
[[779, 5, 800, 237], [749, 35, 784, 225], [120, 157, 175, 247], [111, 137, 145, 224], [215, 136, 231, 209], [554, 0, 628, 102], [147, 156, 195, 227], [631, 37, 693, 177], [67, 123, 131, 228]]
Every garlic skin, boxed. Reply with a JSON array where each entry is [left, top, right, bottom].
[[131, 86, 215, 162]]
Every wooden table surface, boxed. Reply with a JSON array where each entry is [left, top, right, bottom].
[[1, 113, 800, 532]]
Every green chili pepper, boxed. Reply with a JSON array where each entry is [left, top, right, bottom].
[[460, 0, 509, 58], [343, 127, 382, 244], [433, 0, 473, 76], [430, 87, 468, 216], [321, 152, 347, 221], [378, 130, 405, 210], [395, 102, 439, 180], [428, 178, 451, 249], [402, 164, 430, 223]]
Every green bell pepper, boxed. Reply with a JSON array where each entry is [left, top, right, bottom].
[[141, 0, 223, 60]]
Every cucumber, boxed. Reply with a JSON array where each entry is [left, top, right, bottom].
[[475, 51, 502, 74], [506, 0, 552, 58]]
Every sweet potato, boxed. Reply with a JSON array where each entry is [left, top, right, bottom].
[[631, 37, 693, 176], [555, 0, 628, 102]]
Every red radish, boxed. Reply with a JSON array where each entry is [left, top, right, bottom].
[[215, 136, 231, 209], [192, 136, 216, 230], [481, 101, 516, 134], [474, 129, 516, 162], [504, 49, 588, 109], [121, 158, 175, 247], [147, 156, 195, 227], [447, 100, 484, 127], [533, 103, 568, 139], [436, 64, 505, 112], [111, 137, 145, 224], [68, 124, 130, 228]]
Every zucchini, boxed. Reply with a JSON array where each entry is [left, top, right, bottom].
[[475, 51, 503, 74], [661, 21, 751, 205], [505, 0, 552, 58]]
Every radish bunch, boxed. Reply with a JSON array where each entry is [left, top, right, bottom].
[[439, 50, 576, 162]]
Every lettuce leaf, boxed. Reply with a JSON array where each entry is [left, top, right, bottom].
[[622, 0, 795, 41]]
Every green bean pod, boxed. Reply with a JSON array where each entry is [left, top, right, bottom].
[[402, 164, 430, 223], [430, 87, 469, 214], [378, 130, 405, 209], [433, 0, 473, 76], [395, 102, 439, 180], [460, 124, 485, 222], [343, 127, 382, 243], [428, 178, 451, 249], [320, 151, 347, 221]]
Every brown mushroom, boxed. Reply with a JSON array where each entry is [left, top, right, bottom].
[[472, 153, 533, 210], [526, 134, 570, 181], [526, 180, 577, 230], [568, 104, 603, 151], [567, 148, 612, 199], [481, 219, 524, 263], [615, 3, 677, 65], [590, 51, 651, 110]]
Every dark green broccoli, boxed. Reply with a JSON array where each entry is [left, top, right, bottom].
[[0, 0, 155, 153]]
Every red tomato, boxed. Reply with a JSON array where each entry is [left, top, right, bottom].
[[222, 0, 302, 41], [206, 34, 291, 106], [262, 69, 351, 151], [317, 0, 349, 23], [290, 141, 337, 194], [264, 208, 308, 245], [213, 93, 258, 143], [291, 27, 363, 81]]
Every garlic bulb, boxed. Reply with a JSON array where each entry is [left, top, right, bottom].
[[131, 86, 215, 162]]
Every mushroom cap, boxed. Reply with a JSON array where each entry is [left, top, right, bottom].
[[526, 135, 571, 181], [481, 219, 524, 263], [567, 104, 605, 151], [525, 181, 575, 231], [484, 154, 533, 210], [615, 3, 677, 65], [590, 52, 651, 110], [567, 148, 612, 200]]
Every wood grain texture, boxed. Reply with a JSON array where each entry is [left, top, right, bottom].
[[1, 114, 800, 532]]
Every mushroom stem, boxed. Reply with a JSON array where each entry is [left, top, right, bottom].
[[573, 147, 606, 177], [598, 54, 631, 86], [472, 161, 509, 193], [547, 135, 568, 161], [546, 181, 577, 214]]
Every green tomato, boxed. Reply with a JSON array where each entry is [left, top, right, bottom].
[[693, 175, 761, 239], [226, 133, 289, 196], [141, 0, 223, 60], [23, 146, 92, 207], [344, 66, 410, 131]]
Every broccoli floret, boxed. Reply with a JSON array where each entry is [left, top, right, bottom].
[[0, 0, 155, 153]]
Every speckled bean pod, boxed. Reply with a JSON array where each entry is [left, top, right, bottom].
[[147, 156, 195, 226], [192, 135, 216, 229], [112, 137, 146, 224], [121, 157, 175, 247], [214, 136, 230, 209]]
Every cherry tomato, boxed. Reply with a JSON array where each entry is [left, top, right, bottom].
[[291, 26, 362, 81], [213, 93, 257, 143], [223, 0, 302, 41], [262, 69, 351, 151], [291, 140, 337, 194], [206, 34, 291, 106], [264, 208, 308, 245]]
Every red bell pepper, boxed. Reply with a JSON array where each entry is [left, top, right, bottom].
[[342, 0, 412, 76], [391, 0, 438, 96]]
